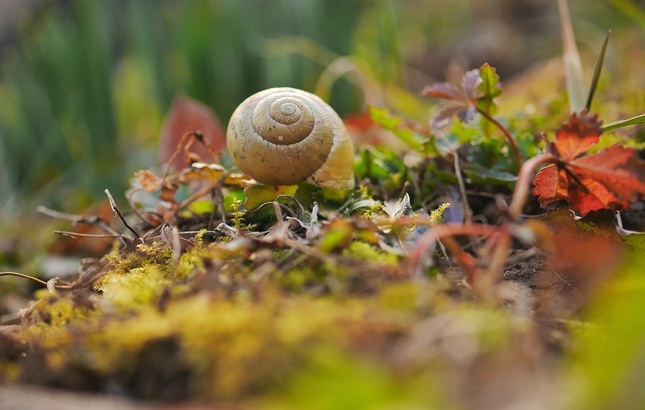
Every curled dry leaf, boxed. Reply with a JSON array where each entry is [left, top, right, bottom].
[[135, 170, 162, 193], [160, 96, 225, 171], [179, 162, 226, 185]]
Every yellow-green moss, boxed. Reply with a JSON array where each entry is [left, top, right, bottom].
[[342, 240, 399, 264], [174, 251, 203, 280], [22, 291, 99, 370], [276, 264, 323, 292], [377, 281, 420, 312], [98, 264, 171, 311]]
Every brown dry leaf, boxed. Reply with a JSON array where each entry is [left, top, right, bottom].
[[135, 170, 163, 193]]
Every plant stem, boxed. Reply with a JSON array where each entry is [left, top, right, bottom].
[[481, 154, 557, 296], [0, 272, 49, 287], [479, 231, 512, 302], [476, 107, 523, 168], [508, 154, 558, 219], [408, 222, 501, 279]]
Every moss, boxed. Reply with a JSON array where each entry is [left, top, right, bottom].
[[98, 265, 170, 312], [174, 251, 203, 280], [377, 282, 420, 312], [342, 240, 398, 265], [277, 264, 322, 292]]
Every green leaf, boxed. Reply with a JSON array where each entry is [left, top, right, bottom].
[[223, 190, 247, 212], [476, 63, 502, 136], [188, 199, 215, 214], [354, 148, 407, 185], [464, 163, 518, 185], [347, 198, 383, 215], [368, 106, 434, 154], [318, 220, 354, 253], [243, 184, 298, 211], [602, 113, 645, 132], [476, 63, 502, 112]]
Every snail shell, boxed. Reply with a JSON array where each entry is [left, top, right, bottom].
[[226, 87, 355, 189]]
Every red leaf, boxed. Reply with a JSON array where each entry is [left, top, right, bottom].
[[533, 164, 568, 207], [422, 68, 483, 130], [344, 111, 375, 132], [344, 111, 387, 147], [570, 145, 645, 201], [160, 96, 225, 171], [422, 82, 468, 104], [461, 68, 483, 101], [431, 105, 467, 130], [533, 110, 645, 216], [551, 110, 602, 160]]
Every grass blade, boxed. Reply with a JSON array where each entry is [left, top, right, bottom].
[[586, 31, 611, 111], [558, 0, 586, 113], [602, 113, 645, 132]]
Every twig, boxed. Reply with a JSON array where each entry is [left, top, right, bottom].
[[452, 150, 473, 224], [407, 223, 501, 279], [54, 231, 128, 241], [125, 188, 166, 227], [162, 130, 202, 180], [37, 206, 86, 222], [209, 170, 232, 229], [479, 230, 512, 301], [38, 206, 122, 237], [105, 189, 140, 239], [39, 205, 129, 246], [174, 181, 219, 213], [0, 272, 48, 287], [162, 130, 220, 180]]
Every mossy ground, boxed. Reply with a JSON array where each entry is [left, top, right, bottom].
[[0, 224, 540, 408]]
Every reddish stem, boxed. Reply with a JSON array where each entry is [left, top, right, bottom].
[[476, 107, 523, 168], [408, 223, 501, 279], [508, 154, 559, 219]]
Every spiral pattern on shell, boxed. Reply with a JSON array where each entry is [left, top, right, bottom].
[[226, 87, 354, 189]]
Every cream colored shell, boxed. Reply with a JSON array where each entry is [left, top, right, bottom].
[[226, 87, 354, 189]]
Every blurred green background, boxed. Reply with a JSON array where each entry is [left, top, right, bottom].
[[1, 0, 640, 218]]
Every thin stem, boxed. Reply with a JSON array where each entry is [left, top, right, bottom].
[[407, 223, 501, 279], [175, 180, 220, 212], [452, 150, 473, 224], [38, 205, 124, 239], [476, 107, 523, 168], [0, 272, 48, 287], [54, 231, 127, 240], [508, 154, 559, 220], [105, 189, 140, 239], [162, 130, 202, 179], [479, 231, 513, 302]]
